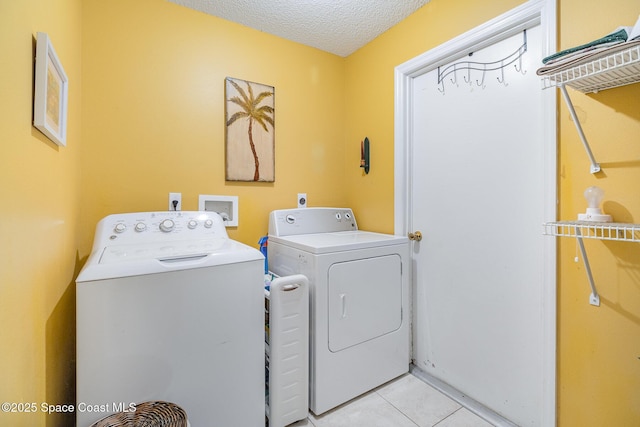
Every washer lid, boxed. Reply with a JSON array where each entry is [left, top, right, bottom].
[[268, 230, 408, 254], [98, 238, 227, 264], [77, 238, 263, 282]]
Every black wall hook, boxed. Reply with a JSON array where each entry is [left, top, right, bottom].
[[360, 137, 370, 174]]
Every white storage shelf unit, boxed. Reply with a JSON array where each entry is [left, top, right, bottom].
[[541, 42, 640, 92], [544, 221, 640, 306], [541, 41, 640, 174], [540, 41, 640, 306], [544, 221, 640, 242], [265, 274, 309, 427]]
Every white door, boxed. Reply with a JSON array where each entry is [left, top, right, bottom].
[[394, 2, 556, 426]]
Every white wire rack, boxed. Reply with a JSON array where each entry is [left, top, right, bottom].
[[539, 42, 640, 173], [543, 221, 640, 306], [543, 221, 640, 242], [541, 43, 640, 93], [539, 43, 640, 304]]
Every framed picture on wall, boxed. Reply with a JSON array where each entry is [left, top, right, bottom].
[[34, 32, 68, 147], [225, 77, 275, 182]]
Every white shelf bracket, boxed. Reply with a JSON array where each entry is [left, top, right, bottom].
[[559, 85, 601, 174], [575, 229, 600, 307]]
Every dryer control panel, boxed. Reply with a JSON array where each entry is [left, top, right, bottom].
[[91, 211, 228, 250], [268, 208, 357, 237]]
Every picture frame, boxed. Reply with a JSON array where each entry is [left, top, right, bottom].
[[34, 32, 68, 147], [225, 77, 275, 182]]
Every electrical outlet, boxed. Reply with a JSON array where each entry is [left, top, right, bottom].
[[169, 192, 181, 211], [298, 193, 307, 208]]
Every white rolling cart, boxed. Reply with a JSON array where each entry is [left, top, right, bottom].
[[265, 274, 309, 427]]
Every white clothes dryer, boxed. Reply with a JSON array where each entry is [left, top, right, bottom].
[[76, 211, 264, 427], [267, 208, 410, 415]]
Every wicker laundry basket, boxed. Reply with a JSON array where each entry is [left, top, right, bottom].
[[89, 401, 188, 427]]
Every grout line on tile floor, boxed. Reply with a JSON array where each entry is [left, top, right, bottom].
[[375, 389, 422, 427], [431, 407, 465, 427]]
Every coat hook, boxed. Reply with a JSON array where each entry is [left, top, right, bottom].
[[497, 62, 508, 86], [476, 66, 487, 89], [463, 67, 472, 85], [450, 65, 458, 87], [437, 66, 445, 95], [514, 47, 527, 75]]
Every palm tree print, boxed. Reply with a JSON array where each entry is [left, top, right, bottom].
[[225, 78, 274, 181]]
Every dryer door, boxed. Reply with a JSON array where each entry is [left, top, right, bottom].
[[328, 254, 402, 352]]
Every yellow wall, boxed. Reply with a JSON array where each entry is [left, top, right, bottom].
[[0, 0, 82, 426], [556, 1, 640, 425], [80, 0, 347, 254], [344, 0, 640, 425]]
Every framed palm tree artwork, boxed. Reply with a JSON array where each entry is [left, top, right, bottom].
[[225, 77, 275, 182]]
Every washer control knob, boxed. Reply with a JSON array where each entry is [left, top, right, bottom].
[[204, 219, 214, 228], [159, 219, 175, 232], [344, 212, 352, 220], [114, 223, 127, 233], [286, 215, 295, 224], [335, 213, 342, 220], [134, 222, 147, 232], [187, 219, 198, 229]]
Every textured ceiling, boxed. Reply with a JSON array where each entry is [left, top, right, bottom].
[[168, 0, 430, 57]]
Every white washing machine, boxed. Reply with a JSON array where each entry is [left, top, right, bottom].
[[267, 208, 410, 415], [76, 211, 264, 427]]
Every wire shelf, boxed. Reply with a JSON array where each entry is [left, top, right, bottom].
[[543, 221, 640, 242], [541, 43, 640, 93]]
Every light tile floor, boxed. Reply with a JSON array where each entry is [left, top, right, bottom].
[[290, 374, 494, 427]]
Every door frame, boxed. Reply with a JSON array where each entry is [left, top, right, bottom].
[[393, 0, 557, 425]]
